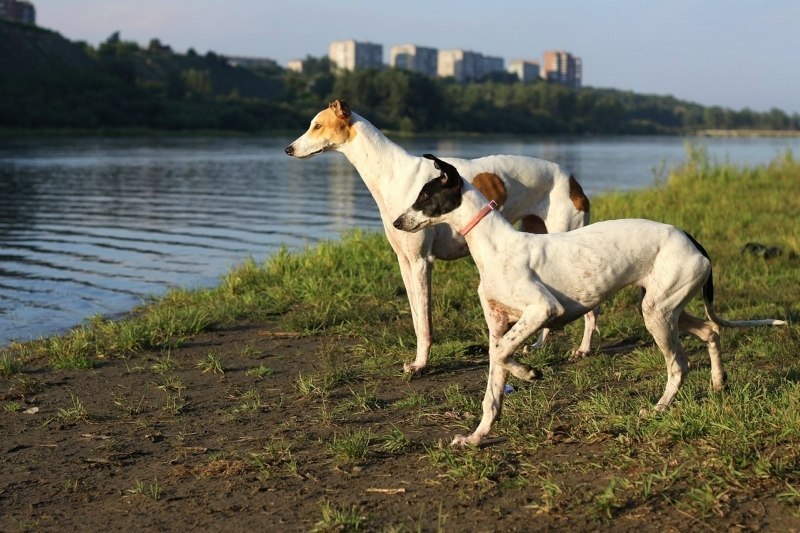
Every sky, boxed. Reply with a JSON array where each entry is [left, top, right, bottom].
[[36, 0, 800, 114]]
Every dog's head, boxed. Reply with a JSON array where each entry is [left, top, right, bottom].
[[285, 99, 354, 158], [392, 154, 464, 233]]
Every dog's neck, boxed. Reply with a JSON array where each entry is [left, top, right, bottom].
[[447, 184, 519, 268], [336, 113, 418, 210]]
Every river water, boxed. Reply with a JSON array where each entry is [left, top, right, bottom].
[[1, 134, 798, 345]]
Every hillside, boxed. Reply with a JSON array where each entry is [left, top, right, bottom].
[[1, 19, 798, 134]]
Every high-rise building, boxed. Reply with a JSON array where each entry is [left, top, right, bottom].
[[507, 59, 541, 83], [0, 0, 35, 25], [482, 55, 505, 76], [329, 39, 383, 72], [541, 50, 582, 88], [437, 49, 483, 81], [390, 44, 438, 77]]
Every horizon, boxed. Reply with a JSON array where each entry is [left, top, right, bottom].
[[34, 0, 800, 115]]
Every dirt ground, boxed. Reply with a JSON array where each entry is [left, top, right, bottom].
[[2, 321, 799, 532]]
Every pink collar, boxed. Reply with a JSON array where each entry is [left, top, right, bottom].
[[459, 200, 498, 236]]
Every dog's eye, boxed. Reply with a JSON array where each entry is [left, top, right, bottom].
[[313, 123, 322, 130], [419, 192, 429, 201]]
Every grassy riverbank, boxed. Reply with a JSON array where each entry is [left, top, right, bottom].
[[1, 149, 799, 530]]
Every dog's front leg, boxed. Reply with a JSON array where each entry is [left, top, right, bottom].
[[452, 360, 507, 447], [399, 255, 433, 375], [453, 297, 560, 447]]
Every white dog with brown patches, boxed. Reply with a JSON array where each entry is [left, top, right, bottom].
[[286, 99, 595, 374], [393, 154, 786, 446]]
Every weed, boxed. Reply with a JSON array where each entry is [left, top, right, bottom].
[[197, 352, 225, 374], [61, 479, 79, 493], [111, 393, 148, 416], [150, 352, 177, 373], [442, 383, 479, 413], [593, 477, 633, 518], [57, 395, 89, 423], [250, 438, 297, 478], [425, 441, 497, 483], [126, 479, 161, 501], [246, 364, 273, 378], [4, 401, 22, 412], [392, 390, 430, 409], [346, 384, 380, 412], [380, 427, 412, 453], [526, 474, 564, 514], [0, 354, 23, 376], [312, 500, 365, 532], [296, 372, 321, 396], [162, 391, 187, 415], [235, 387, 263, 412], [327, 429, 373, 466], [777, 481, 800, 510], [238, 344, 262, 357], [157, 375, 186, 393]]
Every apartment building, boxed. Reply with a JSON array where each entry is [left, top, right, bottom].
[[437, 49, 482, 81], [507, 59, 541, 83], [482, 55, 504, 76], [329, 39, 383, 71], [0, 0, 35, 24], [390, 44, 438, 77], [541, 50, 582, 88]]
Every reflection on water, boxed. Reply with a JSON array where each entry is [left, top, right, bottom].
[[1, 134, 797, 345]]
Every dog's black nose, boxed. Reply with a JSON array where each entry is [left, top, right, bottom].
[[284, 145, 294, 156], [392, 218, 402, 229]]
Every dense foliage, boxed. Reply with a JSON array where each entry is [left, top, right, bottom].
[[2, 20, 798, 134]]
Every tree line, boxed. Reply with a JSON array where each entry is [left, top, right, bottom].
[[2, 22, 797, 135]]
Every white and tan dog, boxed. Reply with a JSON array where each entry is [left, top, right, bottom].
[[286, 100, 595, 374], [393, 154, 786, 446]]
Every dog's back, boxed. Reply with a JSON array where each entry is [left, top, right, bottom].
[[442, 154, 587, 233]]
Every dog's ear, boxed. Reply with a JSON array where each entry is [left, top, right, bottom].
[[422, 153, 441, 170], [329, 99, 352, 122], [424, 153, 460, 188]]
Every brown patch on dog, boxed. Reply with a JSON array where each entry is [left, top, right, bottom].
[[569, 175, 590, 213], [329, 99, 352, 122], [520, 214, 548, 234], [312, 104, 356, 144], [471, 173, 508, 207]]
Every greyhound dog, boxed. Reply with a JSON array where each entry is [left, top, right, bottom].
[[286, 99, 596, 374], [393, 154, 786, 446]]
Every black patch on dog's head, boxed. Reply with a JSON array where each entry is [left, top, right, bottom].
[[411, 154, 463, 217]]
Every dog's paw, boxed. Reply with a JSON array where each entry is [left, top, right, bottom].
[[451, 433, 480, 447], [638, 403, 668, 417], [403, 362, 425, 376], [519, 364, 543, 382], [571, 348, 591, 359]]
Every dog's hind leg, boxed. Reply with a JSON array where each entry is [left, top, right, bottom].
[[642, 308, 688, 414], [573, 307, 599, 357], [679, 311, 725, 391]]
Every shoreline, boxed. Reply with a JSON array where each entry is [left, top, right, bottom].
[[4, 126, 800, 140], [695, 128, 800, 138]]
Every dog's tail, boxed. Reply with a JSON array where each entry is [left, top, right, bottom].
[[683, 231, 787, 328]]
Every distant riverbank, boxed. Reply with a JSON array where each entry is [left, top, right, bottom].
[[696, 129, 800, 137]]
